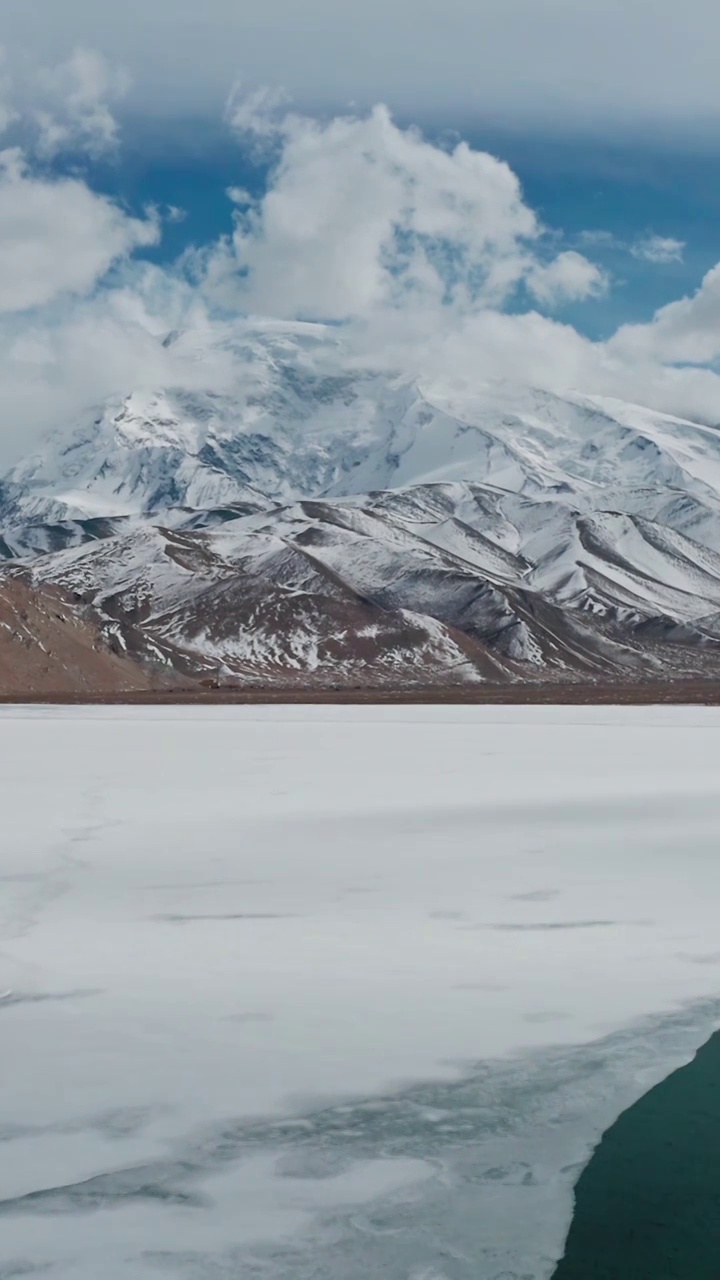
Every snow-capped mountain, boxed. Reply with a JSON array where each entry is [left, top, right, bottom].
[[4, 320, 720, 689], [7, 321, 720, 531]]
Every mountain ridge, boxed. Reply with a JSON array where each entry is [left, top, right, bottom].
[[3, 321, 720, 690]]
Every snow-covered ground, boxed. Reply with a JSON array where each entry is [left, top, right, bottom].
[[2, 705, 720, 1279]]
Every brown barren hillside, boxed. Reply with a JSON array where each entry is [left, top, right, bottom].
[[0, 577, 167, 696]]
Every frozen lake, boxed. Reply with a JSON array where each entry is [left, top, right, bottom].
[[2, 704, 720, 1279]]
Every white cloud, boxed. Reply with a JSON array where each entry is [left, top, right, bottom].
[[578, 230, 686, 267], [201, 99, 610, 323], [0, 46, 170, 458], [194, 99, 720, 427], [31, 47, 128, 158], [526, 251, 608, 307], [0, 46, 127, 159], [0, 147, 158, 313], [577, 230, 621, 250], [9, 271, 720, 472], [610, 263, 720, 365], [0, 264, 239, 461], [225, 83, 290, 149], [212, 101, 540, 318], [226, 187, 253, 206], [631, 234, 686, 264]]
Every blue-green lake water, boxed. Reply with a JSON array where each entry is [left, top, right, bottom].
[[552, 1029, 720, 1278]]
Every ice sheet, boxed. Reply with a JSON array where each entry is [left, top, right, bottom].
[[2, 705, 720, 1278]]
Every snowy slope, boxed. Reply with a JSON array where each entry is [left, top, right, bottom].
[[16, 518, 506, 686], [12, 481, 720, 686]]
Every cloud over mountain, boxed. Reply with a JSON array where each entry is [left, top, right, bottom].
[[2, 63, 720, 466]]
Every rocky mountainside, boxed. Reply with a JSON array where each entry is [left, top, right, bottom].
[[0, 574, 166, 696], [3, 320, 720, 690]]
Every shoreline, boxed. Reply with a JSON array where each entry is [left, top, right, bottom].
[[1, 679, 720, 706]]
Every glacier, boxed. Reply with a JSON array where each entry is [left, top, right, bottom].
[[2, 704, 720, 1278]]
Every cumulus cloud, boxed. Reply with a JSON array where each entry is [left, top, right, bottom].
[[315, 282, 720, 431], [221, 99, 539, 318], [0, 148, 158, 313], [526, 251, 608, 307], [631, 234, 685, 264], [0, 48, 169, 457], [0, 46, 159, 333], [198, 98, 609, 324], [610, 263, 720, 365], [182, 97, 720, 429]]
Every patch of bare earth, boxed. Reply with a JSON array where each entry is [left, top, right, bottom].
[[2, 679, 720, 706], [0, 577, 170, 696]]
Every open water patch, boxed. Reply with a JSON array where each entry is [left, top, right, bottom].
[[552, 1027, 720, 1278]]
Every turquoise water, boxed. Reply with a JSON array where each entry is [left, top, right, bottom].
[[552, 1029, 720, 1278]]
